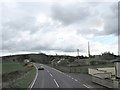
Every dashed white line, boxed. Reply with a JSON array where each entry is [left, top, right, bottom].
[[75, 79, 78, 82], [83, 84, 90, 88], [47, 70, 49, 73], [38, 64, 95, 89], [72, 78, 74, 79], [53, 79, 59, 87], [86, 85, 94, 88], [78, 82, 82, 84], [50, 73, 53, 77]]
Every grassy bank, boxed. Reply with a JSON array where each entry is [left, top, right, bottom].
[[2, 61, 36, 88], [48, 63, 114, 74], [11, 67, 36, 88], [0, 63, 1, 73], [2, 61, 26, 74]]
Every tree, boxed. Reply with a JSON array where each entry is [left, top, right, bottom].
[[101, 52, 116, 60]]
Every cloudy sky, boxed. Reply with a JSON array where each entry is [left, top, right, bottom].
[[0, 0, 119, 56]]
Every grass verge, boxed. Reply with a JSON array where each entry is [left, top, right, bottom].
[[2, 61, 36, 88], [0, 58, 1, 74], [11, 67, 36, 88]]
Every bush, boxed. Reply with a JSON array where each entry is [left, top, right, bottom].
[[27, 63, 33, 68], [90, 61, 107, 65]]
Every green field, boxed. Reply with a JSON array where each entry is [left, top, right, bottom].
[[2, 61, 26, 74]]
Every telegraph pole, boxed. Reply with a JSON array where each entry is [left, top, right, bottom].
[[77, 49, 79, 56], [88, 42, 90, 58]]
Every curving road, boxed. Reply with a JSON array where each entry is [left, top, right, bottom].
[[31, 63, 110, 89]]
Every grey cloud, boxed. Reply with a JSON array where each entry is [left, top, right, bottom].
[[51, 3, 91, 25], [96, 3, 118, 36], [2, 16, 40, 41], [51, 2, 118, 36], [32, 45, 76, 52], [1, 1, 118, 56]]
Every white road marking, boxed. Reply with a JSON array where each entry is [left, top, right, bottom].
[[78, 82, 82, 84], [83, 84, 90, 88], [86, 85, 94, 88], [47, 70, 49, 73], [30, 64, 38, 89], [50, 73, 53, 77], [53, 79, 59, 87], [75, 79, 78, 82], [72, 78, 74, 79], [54, 68, 61, 72], [40, 64, 95, 89]]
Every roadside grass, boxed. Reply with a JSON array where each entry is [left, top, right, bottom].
[[2, 61, 26, 74], [0, 61, 1, 89], [0, 62, 2, 74], [48, 63, 114, 74], [2, 61, 36, 88], [11, 67, 36, 88]]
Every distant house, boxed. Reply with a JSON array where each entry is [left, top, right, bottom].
[[67, 61, 79, 67], [51, 58, 59, 67], [57, 58, 68, 66], [94, 55, 101, 59], [51, 58, 69, 66], [75, 59, 90, 66], [24, 59, 30, 63]]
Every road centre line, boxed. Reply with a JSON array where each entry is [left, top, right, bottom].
[[72, 78, 74, 79], [85, 84, 93, 88], [40, 64, 94, 89], [75, 79, 78, 82], [53, 79, 60, 87], [47, 70, 49, 73], [50, 73, 53, 77]]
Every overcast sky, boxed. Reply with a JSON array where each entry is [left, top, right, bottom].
[[0, 0, 119, 56]]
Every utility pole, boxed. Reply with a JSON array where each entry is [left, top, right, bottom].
[[77, 49, 80, 59], [77, 49, 79, 56], [88, 42, 90, 58]]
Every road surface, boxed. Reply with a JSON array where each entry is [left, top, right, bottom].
[[31, 63, 110, 89]]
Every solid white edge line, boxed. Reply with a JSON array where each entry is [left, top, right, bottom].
[[30, 64, 38, 89], [53, 79, 59, 87]]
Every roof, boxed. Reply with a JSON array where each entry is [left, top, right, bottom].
[[112, 60, 120, 63]]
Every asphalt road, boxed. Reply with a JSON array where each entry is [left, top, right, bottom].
[[32, 63, 110, 89]]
